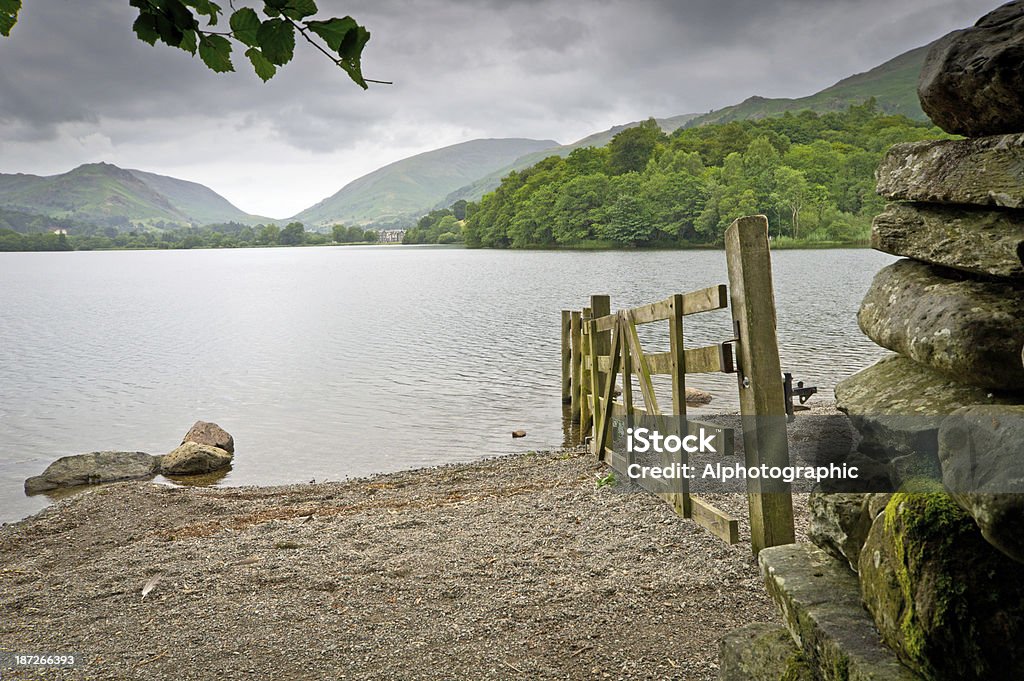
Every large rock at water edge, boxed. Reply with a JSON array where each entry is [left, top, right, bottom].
[[181, 420, 234, 453], [872, 202, 1024, 280], [24, 451, 159, 494], [918, 2, 1024, 136], [858, 259, 1024, 390], [859, 490, 1024, 680], [835, 355, 1017, 474], [876, 135, 1024, 209], [161, 442, 233, 475], [939, 405, 1024, 564]]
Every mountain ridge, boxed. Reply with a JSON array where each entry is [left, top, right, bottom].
[[289, 137, 558, 227], [0, 162, 267, 230]]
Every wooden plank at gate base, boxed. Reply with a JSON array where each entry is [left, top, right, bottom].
[[690, 495, 740, 544], [570, 311, 583, 422], [725, 215, 795, 554], [561, 310, 572, 403]]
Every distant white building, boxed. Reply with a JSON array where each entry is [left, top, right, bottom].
[[50, 228, 68, 235], [377, 229, 406, 243]]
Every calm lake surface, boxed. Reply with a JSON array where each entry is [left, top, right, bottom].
[[0, 246, 896, 523]]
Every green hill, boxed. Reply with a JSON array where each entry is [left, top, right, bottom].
[[439, 114, 700, 208], [125, 169, 270, 226], [0, 163, 265, 230], [683, 45, 930, 128], [290, 138, 558, 227]]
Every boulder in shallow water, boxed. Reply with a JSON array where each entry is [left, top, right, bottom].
[[181, 420, 234, 453], [918, 1, 1024, 136], [161, 442, 233, 475], [684, 387, 712, 405], [24, 451, 159, 494]]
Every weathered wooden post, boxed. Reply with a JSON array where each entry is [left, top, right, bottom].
[[667, 294, 693, 519], [588, 295, 611, 457], [561, 309, 572, 404], [570, 310, 583, 423], [579, 306, 593, 438], [725, 215, 795, 554]]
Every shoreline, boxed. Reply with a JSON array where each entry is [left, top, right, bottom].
[[0, 443, 811, 680]]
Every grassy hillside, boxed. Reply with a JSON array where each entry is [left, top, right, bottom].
[[291, 138, 558, 227], [127, 169, 270, 226], [0, 163, 263, 229], [439, 114, 700, 208], [684, 45, 929, 128]]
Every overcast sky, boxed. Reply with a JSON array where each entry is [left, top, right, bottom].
[[0, 0, 999, 218]]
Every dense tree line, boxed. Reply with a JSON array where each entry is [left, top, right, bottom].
[[462, 101, 948, 248], [402, 200, 470, 244], [0, 221, 380, 252]]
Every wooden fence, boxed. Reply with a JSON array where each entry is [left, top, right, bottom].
[[559, 215, 795, 554]]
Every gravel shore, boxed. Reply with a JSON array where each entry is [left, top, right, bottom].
[[1, 428, 823, 680]]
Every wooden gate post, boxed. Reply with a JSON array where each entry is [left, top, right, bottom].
[[570, 310, 583, 423], [589, 295, 611, 457], [579, 306, 593, 437], [725, 215, 795, 554], [561, 310, 572, 404]]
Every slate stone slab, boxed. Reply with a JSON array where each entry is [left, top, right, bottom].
[[835, 354, 1019, 465], [759, 543, 920, 681], [872, 202, 1024, 280], [876, 135, 1024, 209], [858, 259, 1024, 390]]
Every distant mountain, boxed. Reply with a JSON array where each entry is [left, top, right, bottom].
[[0, 162, 266, 229], [438, 114, 701, 208], [291, 138, 559, 227], [683, 44, 930, 128]]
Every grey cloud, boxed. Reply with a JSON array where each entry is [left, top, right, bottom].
[[0, 0, 1004, 215]]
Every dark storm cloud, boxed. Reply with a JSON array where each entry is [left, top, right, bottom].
[[0, 0, 1002, 215]]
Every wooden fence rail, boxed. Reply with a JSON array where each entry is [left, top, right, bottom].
[[559, 215, 794, 554]]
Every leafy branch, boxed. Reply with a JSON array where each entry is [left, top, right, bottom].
[[0, 0, 385, 86], [129, 0, 384, 86]]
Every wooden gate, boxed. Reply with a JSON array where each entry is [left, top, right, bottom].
[[559, 216, 795, 554]]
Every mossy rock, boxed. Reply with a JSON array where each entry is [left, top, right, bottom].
[[859, 484, 1024, 679], [718, 622, 814, 681]]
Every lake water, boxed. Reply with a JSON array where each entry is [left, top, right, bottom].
[[0, 245, 896, 524]]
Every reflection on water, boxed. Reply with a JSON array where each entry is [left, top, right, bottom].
[[0, 246, 895, 523]]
